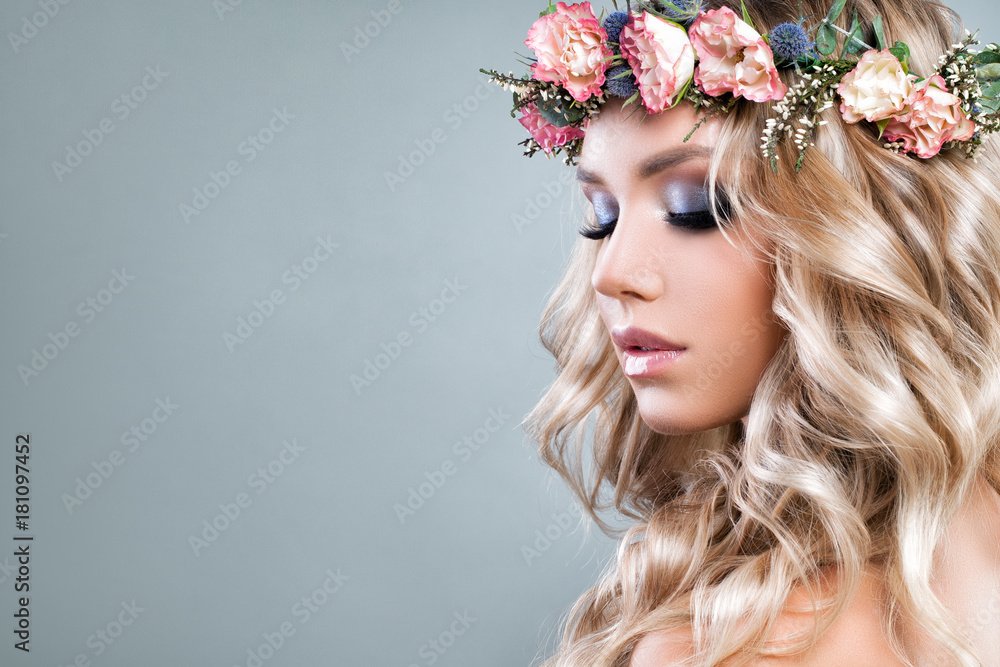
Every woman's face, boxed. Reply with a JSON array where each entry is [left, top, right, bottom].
[[577, 98, 786, 434]]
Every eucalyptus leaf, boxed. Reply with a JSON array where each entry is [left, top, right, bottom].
[[873, 15, 885, 51], [984, 80, 1000, 97], [817, 23, 837, 56], [889, 41, 911, 71], [977, 63, 1000, 81], [973, 49, 1000, 66], [536, 96, 585, 127], [841, 11, 865, 58], [825, 0, 847, 24]]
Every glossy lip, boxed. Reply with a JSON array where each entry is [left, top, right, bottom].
[[611, 326, 686, 378], [611, 326, 685, 352]]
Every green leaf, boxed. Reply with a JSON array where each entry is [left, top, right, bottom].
[[536, 96, 585, 127], [977, 63, 1000, 81], [622, 90, 640, 110], [873, 15, 885, 51], [671, 75, 693, 108], [889, 41, 911, 72], [825, 0, 847, 25], [973, 49, 1000, 66], [840, 10, 865, 58], [982, 80, 1000, 113], [539, 1, 556, 17], [876, 118, 890, 140], [816, 23, 837, 56], [741, 0, 755, 30]]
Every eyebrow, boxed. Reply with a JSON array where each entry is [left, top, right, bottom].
[[576, 145, 712, 185]]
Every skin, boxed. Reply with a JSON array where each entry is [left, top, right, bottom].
[[575, 102, 1000, 666], [628, 473, 1000, 665], [577, 98, 786, 434]]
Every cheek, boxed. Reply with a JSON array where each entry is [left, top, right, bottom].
[[680, 239, 782, 388]]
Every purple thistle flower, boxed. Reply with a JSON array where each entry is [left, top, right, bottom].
[[605, 65, 639, 99], [657, 0, 704, 24], [769, 22, 818, 63], [602, 11, 629, 51]]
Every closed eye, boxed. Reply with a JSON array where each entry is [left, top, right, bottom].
[[667, 210, 718, 231], [580, 217, 616, 239], [579, 193, 618, 239], [577, 184, 730, 239]]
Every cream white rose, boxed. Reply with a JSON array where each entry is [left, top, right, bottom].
[[837, 49, 914, 123]]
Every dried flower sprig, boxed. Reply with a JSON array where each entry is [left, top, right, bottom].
[[760, 61, 853, 172]]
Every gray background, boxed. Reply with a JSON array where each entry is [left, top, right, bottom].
[[0, 1, 995, 665]]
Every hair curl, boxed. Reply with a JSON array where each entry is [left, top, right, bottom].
[[523, 1, 1000, 665]]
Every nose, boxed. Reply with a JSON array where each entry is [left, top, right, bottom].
[[590, 206, 665, 302]]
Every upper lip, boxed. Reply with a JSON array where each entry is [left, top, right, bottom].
[[611, 326, 686, 352]]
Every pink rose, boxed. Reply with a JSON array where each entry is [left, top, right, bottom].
[[689, 7, 786, 102], [518, 102, 587, 154], [525, 2, 613, 103], [837, 49, 914, 123], [882, 75, 977, 158], [619, 11, 695, 113]]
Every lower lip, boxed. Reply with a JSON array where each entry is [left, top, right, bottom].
[[621, 347, 685, 377]]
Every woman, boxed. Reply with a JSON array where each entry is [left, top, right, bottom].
[[484, 0, 1000, 664]]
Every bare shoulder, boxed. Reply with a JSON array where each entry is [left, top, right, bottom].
[[629, 473, 1000, 667], [629, 625, 694, 667], [925, 471, 1000, 663], [942, 472, 1000, 567], [629, 568, 905, 667]]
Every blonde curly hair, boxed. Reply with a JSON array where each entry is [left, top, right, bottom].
[[523, 0, 1000, 665]]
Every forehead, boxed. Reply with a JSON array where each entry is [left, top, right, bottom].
[[577, 99, 721, 185]]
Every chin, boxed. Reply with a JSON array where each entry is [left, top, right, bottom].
[[633, 386, 745, 435]]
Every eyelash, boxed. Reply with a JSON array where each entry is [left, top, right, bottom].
[[579, 210, 721, 240]]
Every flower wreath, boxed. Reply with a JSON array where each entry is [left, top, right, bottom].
[[479, 0, 1000, 172]]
